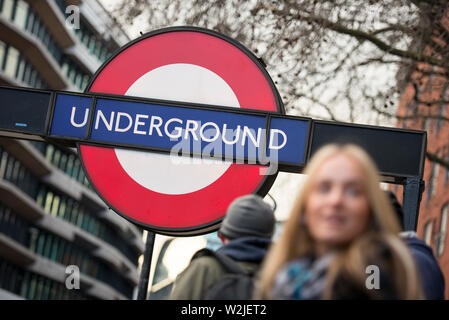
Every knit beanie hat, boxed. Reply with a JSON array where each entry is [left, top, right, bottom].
[[219, 194, 275, 240]]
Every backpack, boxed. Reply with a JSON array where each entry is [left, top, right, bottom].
[[192, 248, 257, 300]]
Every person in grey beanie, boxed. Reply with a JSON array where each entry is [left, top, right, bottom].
[[169, 194, 275, 300]]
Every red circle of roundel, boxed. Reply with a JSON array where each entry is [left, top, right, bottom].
[[79, 27, 283, 235]]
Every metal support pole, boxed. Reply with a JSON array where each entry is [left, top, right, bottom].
[[402, 177, 425, 231], [137, 231, 156, 300]]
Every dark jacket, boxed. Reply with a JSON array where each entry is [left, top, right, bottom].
[[169, 237, 271, 300], [401, 232, 445, 300]]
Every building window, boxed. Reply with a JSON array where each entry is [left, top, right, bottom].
[[22, 61, 31, 83], [59, 55, 93, 90], [436, 204, 448, 257], [25, 8, 34, 31], [426, 161, 439, 204], [0, 204, 31, 247], [4, 46, 19, 78], [19, 270, 89, 300], [82, 75, 90, 90], [16, 54, 25, 80], [1, 0, 64, 68], [25, 226, 133, 297], [0, 40, 6, 69], [423, 115, 430, 132], [445, 154, 449, 186], [0, 257, 25, 295], [402, 100, 417, 129], [0, 147, 39, 198], [0, 0, 15, 20], [435, 86, 448, 136], [31, 14, 40, 35], [0, 41, 46, 88], [12, 0, 28, 29], [423, 221, 433, 246]]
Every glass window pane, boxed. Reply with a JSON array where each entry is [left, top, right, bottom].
[[58, 200, 66, 219], [424, 221, 433, 246], [4, 46, 20, 78], [50, 237, 59, 261], [1, 0, 15, 20], [82, 213, 90, 231], [20, 272, 30, 298], [43, 234, 53, 258], [42, 278, 51, 300], [13, 0, 28, 29], [44, 191, 53, 213], [64, 198, 73, 221], [442, 206, 448, 234], [59, 153, 67, 172], [76, 72, 83, 89], [26, 10, 35, 32], [94, 41, 101, 56], [45, 144, 54, 162], [38, 23, 46, 40], [0, 151, 7, 179], [81, 75, 90, 91], [61, 61, 69, 77], [35, 276, 44, 299], [70, 68, 76, 83], [52, 150, 61, 167], [16, 56, 25, 81], [44, 31, 51, 46], [65, 155, 74, 176], [71, 202, 79, 225], [36, 186, 46, 207], [89, 37, 96, 53], [72, 159, 80, 179], [36, 233, 45, 255], [29, 228, 38, 253], [11, 159, 20, 182], [76, 209, 84, 229], [438, 205, 448, 256], [0, 40, 6, 70], [57, 238, 66, 262], [28, 274, 37, 299], [49, 281, 57, 300], [82, 33, 90, 47], [32, 18, 40, 35], [77, 168, 85, 183], [29, 70, 37, 87], [51, 195, 60, 217], [22, 62, 31, 83], [63, 243, 71, 265], [431, 163, 439, 198], [5, 156, 14, 180]]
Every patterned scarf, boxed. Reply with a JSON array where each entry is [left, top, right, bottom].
[[271, 252, 335, 300]]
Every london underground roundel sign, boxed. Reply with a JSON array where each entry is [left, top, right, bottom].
[[78, 26, 284, 235]]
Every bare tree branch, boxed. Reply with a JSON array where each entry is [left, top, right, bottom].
[[426, 151, 449, 168], [110, 0, 449, 170]]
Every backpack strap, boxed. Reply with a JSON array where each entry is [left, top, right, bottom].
[[192, 248, 250, 275]]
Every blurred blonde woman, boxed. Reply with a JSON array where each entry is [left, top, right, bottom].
[[256, 144, 423, 299]]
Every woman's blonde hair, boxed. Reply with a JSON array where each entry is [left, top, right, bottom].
[[256, 144, 423, 299]]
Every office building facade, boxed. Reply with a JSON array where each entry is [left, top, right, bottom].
[[0, 0, 144, 299]]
